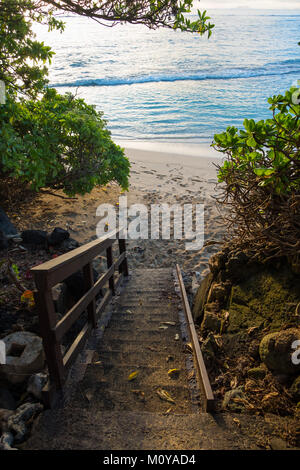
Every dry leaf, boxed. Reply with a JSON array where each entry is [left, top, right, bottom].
[[174, 334, 179, 341], [233, 418, 241, 427], [168, 368, 180, 378], [159, 325, 168, 330], [128, 371, 139, 381], [157, 389, 176, 404], [161, 321, 176, 326], [131, 390, 145, 401], [230, 377, 238, 389], [185, 343, 193, 353]]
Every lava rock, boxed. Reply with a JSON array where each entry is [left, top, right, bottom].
[[259, 328, 300, 375], [21, 230, 47, 246], [48, 227, 70, 246], [7, 402, 43, 443], [0, 208, 18, 236], [27, 372, 48, 400], [201, 309, 221, 334]]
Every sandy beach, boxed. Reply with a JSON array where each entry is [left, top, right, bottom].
[[7, 142, 225, 282]]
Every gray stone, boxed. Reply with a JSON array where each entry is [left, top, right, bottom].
[[201, 310, 221, 334], [7, 402, 43, 443], [0, 409, 14, 433], [0, 331, 45, 384], [259, 328, 300, 375], [52, 282, 70, 316], [27, 373, 48, 400], [222, 386, 245, 412], [0, 431, 16, 450]]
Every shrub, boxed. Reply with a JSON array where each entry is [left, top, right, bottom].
[[213, 86, 300, 262], [0, 89, 130, 196]]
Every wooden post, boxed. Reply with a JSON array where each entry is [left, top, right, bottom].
[[83, 262, 97, 328], [106, 245, 115, 295], [33, 276, 65, 391], [118, 238, 129, 277]]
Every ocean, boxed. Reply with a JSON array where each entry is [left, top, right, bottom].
[[34, 9, 300, 144]]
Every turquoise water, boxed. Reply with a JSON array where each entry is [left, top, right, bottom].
[[35, 9, 300, 143]]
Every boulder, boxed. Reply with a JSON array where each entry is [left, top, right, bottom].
[[48, 227, 70, 246], [222, 386, 245, 412], [27, 372, 48, 400], [0, 409, 14, 433], [21, 230, 47, 246], [0, 208, 18, 236], [192, 272, 213, 322], [7, 402, 43, 443], [247, 365, 267, 380], [225, 250, 249, 281], [259, 328, 300, 375], [0, 331, 45, 384], [201, 310, 221, 334]]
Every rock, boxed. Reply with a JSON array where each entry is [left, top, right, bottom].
[[0, 409, 14, 433], [59, 237, 80, 252], [259, 328, 300, 375], [209, 251, 227, 275], [222, 386, 245, 412], [192, 272, 213, 322], [7, 402, 43, 443], [0, 207, 18, 236], [0, 431, 17, 450], [48, 227, 70, 246], [207, 282, 229, 304], [225, 251, 248, 281], [201, 332, 220, 365], [248, 340, 260, 360], [201, 310, 221, 334], [21, 230, 47, 246], [290, 376, 300, 401], [52, 282, 70, 316], [247, 365, 266, 380], [0, 331, 45, 384], [0, 388, 16, 410], [27, 373, 48, 400], [269, 437, 288, 451]]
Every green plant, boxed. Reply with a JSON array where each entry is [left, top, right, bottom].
[[213, 86, 300, 262], [0, 89, 130, 195]]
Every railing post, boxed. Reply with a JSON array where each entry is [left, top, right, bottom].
[[118, 237, 129, 277], [83, 262, 97, 328], [106, 245, 115, 295], [33, 274, 65, 391]]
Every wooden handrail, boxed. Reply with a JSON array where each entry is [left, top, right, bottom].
[[32, 227, 128, 406], [176, 264, 215, 412]]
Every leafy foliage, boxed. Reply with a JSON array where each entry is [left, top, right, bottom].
[[0, 0, 64, 98], [213, 86, 300, 261], [40, 1, 214, 35], [0, 89, 130, 195]]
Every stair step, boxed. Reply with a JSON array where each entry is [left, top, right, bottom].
[[97, 350, 185, 366], [99, 327, 182, 344]]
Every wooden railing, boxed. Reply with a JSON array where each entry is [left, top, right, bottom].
[[31, 228, 128, 405], [176, 264, 215, 412]]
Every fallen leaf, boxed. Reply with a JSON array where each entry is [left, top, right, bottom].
[[168, 368, 180, 378], [160, 321, 176, 326], [157, 389, 176, 404], [131, 390, 145, 401], [128, 371, 139, 381], [185, 343, 193, 353], [174, 334, 179, 341], [159, 325, 168, 330], [233, 418, 241, 427]]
